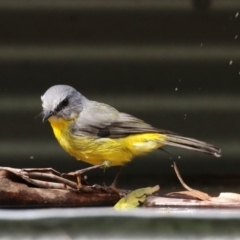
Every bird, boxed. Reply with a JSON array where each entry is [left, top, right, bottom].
[[41, 84, 221, 187]]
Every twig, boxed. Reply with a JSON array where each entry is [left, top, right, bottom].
[[27, 172, 77, 189]]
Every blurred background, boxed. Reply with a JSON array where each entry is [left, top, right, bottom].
[[0, 0, 240, 194]]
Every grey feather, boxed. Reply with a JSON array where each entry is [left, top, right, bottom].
[[72, 100, 173, 138]]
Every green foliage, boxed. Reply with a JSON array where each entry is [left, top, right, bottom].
[[114, 185, 159, 210]]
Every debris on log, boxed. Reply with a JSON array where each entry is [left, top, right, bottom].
[[144, 162, 240, 208]]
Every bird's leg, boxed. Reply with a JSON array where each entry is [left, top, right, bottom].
[[110, 166, 123, 188], [64, 163, 105, 189], [90, 163, 124, 196], [68, 163, 105, 176], [106, 166, 126, 197]]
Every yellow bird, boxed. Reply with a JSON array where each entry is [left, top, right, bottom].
[[41, 85, 221, 185]]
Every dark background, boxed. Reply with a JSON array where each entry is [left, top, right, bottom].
[[0, 0, 240, 193]]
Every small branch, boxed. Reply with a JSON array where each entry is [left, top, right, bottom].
[[26, 172, 77, 189]]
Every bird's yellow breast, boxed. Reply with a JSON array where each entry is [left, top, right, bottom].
[[48, 117, 166, 167]]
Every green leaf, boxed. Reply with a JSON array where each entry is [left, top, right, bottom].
[[114, 185, 160, 210]]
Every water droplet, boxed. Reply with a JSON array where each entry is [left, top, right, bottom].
[[229, 60, 233, 65], [175, 87, 178, 91], [200, 43, 203, 47], [30, 156, 34, 159], [235, 12, 239, 18], [179, 79, 181, 82], [235, 35, 238, 39], [178, 156, 181, 159]]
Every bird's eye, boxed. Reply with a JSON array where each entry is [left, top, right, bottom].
[[55, 98, 69, 112], [61, 98, 69, 107]]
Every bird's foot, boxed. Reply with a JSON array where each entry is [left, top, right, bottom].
[[62, 163, 105, 190], [91, 183, 126, 197], [107, 185, 126, 197]]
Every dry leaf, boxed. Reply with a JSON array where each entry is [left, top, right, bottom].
[[168, 162, 211, 201], [210, 193, 240, 203]]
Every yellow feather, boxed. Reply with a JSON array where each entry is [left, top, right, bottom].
[[49, 117, 166, 167]]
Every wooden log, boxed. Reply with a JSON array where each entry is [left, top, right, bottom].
[[0, 169, 120, 208]]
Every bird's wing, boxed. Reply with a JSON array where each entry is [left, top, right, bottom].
[[72, 101, 173, 138]]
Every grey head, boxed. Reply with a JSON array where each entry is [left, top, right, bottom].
[[41, 85, 87, 122]]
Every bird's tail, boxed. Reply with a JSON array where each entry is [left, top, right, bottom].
[[162, 134, 221, 157]]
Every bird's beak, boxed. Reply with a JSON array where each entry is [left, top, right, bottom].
[[42, 111, 54, 123]]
